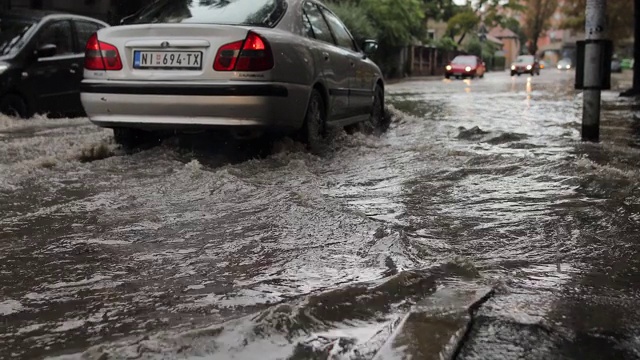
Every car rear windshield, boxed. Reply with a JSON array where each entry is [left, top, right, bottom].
[[131, 0, 288, 28], [0, 16, 37, 56], [452, 56, 476, 65]]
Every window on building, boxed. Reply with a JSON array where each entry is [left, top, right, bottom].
[[427, 30, 436, 41]]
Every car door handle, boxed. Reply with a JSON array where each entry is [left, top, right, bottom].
[[322, 52, 330, 61], [350, 61, 355, 68], [70, 63, 80, 74]]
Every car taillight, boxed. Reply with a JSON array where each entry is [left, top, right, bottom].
[[84, 33, 122, 71], [214, 31, 274, 72], [213, 40, 243, 71]]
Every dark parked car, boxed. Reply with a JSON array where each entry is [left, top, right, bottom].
[[0, 9, 108, 118]]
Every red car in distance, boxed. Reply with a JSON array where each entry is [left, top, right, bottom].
[[445, 55, 486, 79]]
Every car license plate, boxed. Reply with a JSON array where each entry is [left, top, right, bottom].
[[133, 51, 203, 70]]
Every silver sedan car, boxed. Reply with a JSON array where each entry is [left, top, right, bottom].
[[80, 0, 386, 150]]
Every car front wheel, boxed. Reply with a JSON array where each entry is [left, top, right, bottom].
[[363, 84, 387, 135]]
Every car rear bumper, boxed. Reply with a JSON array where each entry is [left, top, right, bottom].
[[80, 80, 310, 131]]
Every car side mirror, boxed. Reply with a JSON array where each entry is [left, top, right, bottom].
[[35, 44, 57, 59], [362, 40, 379, 57]]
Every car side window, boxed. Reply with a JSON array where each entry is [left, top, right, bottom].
[[302, 10, 315, 39], [302, 2, 334, 45], [320, 9, 357, 52], [36, 20, 73, 56], [75, 21, 104, 54]]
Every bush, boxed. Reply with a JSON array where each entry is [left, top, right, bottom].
[[465, 38, 482, 57], [435, 37, 458, 52]]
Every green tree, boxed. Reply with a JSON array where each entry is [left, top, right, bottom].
[[361, 0, 425, 47], [478, 0, 525, 28], [447, 10, 479, 45], [522, 0, 558, 55], [327, 1, 377, 43], [422, 0, 459, 22]]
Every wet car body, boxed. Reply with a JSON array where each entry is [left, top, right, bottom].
[[445, 55, 486, 79], [80, 0, 385, 147], [510, 55, 540, 76], [0, 9, 108, 118]]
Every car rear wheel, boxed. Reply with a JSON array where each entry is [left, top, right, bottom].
[[302, 89, 327, 154], [0, 94, 28, 118]]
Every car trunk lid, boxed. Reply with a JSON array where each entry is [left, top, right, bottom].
[[91, 24, 254, 81]]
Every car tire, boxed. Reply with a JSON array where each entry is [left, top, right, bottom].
[[510, 72, 515, 76], [113, 128, 146, 150], [302, 89, 326, 154], [0, 94, 28, 118], [445, 75, 450, 79], [363, 84, 387, 135]]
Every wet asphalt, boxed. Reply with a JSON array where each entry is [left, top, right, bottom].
[[0, 70, 639, 360]]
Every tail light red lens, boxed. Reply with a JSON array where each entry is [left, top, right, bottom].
[[84, 33, 122, 71], [213, 41, 243, 71], [214, 32, 274, 72]]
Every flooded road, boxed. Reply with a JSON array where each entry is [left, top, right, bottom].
[[1, 71, 639, 359]]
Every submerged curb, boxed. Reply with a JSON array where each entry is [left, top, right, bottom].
[[372, 285, 496, 360]]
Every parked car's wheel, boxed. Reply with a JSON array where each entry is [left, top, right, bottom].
[[445, 74, 450, 79], [510, 72, 515, 76], [302, 89, 326, 154], [0, 94, 28, 118], [113, 128, 146, 149]]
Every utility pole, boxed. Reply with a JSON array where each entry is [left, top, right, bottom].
[[581, 0, 607, 142], [634, 0, 640, 94]]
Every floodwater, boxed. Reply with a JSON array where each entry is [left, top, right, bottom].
[[0, 71, 639, 360]]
